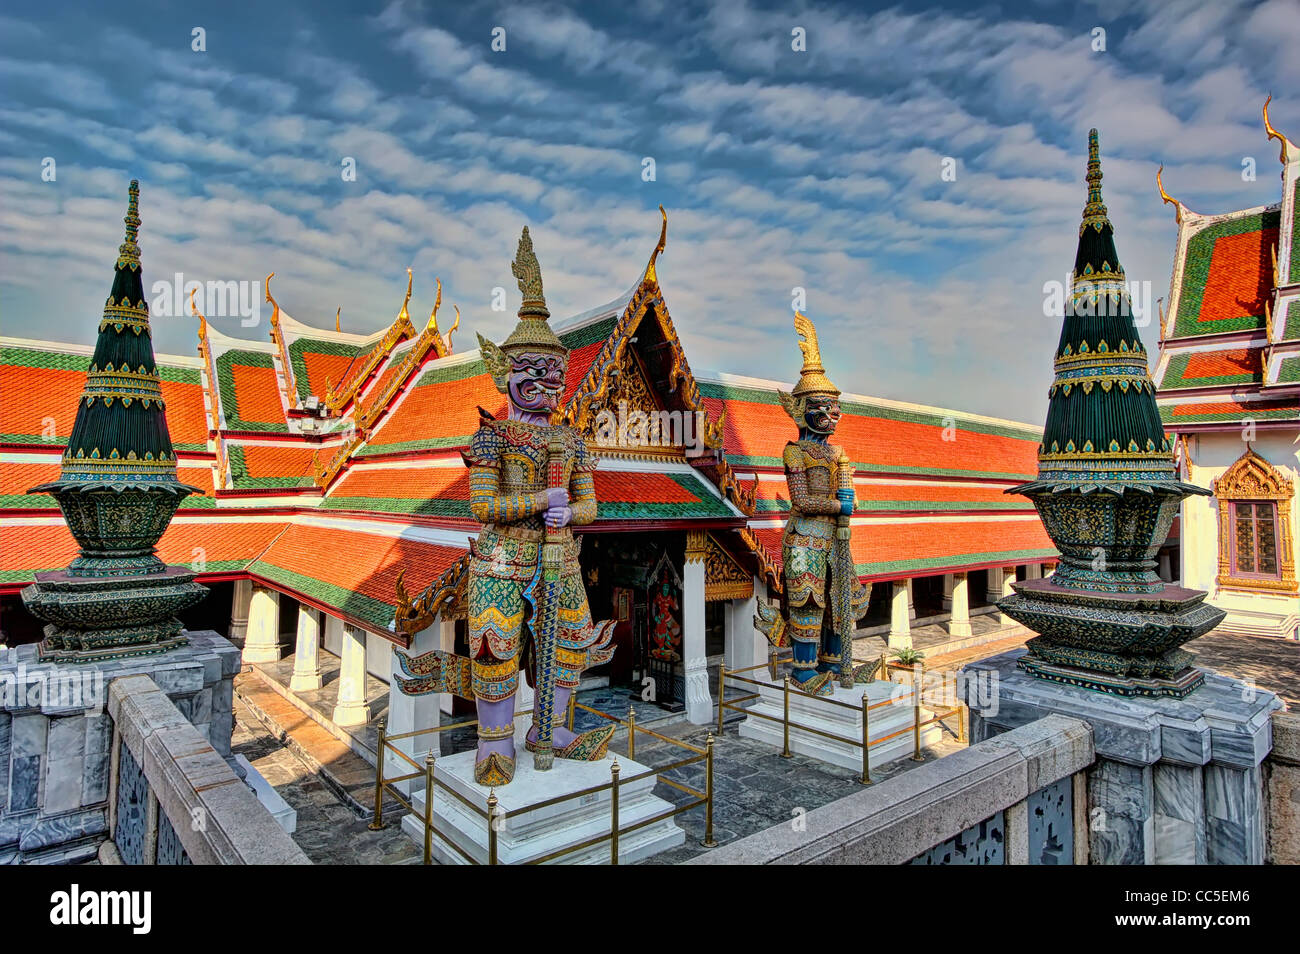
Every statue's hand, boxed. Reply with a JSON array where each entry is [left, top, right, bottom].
[[836, 488, 855, 515], [533, 487, 570, 511], [544, 506, 573, 529]]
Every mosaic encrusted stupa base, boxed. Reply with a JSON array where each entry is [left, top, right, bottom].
[[22, 566, 206, 663], [998, 577, 1224, 699], [1015, 653, 1205, 699]]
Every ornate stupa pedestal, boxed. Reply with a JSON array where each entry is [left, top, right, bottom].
[[21, 181, 206, 663], [960, 132, 1281, 865]]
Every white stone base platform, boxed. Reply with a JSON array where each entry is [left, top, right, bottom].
[[737, 677, 943, 772], [403, 748, 685, 864]]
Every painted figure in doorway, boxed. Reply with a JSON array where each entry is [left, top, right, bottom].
[[754, 313, 870, 695], [649, 575, 682, 662]]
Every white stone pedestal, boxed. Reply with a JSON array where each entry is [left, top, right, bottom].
[[403, 749, 686, 864], [737, 677, 942, 772]]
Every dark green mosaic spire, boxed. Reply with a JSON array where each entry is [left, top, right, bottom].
[[1036, 129, 1175, 491], [62, 180, 183, 486]]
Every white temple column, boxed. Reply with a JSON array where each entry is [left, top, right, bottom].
[[682, 532, 712, 724], [906, 578, 917, 620], [1158, 552, 1172, 583], [229, 578, 253, 645], [386, 620, 442, 792], [289, 605, 323, 692], [889, 579, 912, 650], [993, 566, 1018, 624], [724, 577, 765, 676], [941, 573, 954, 612], [1026, 563, 1043, 581], [948, 572, 972, 638], [333, 624, 371, 727], [242, 583, 282, 664]]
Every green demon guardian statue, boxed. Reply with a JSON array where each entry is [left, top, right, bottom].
[[394, 227, 616, 786], [754, 312, 870, 696]]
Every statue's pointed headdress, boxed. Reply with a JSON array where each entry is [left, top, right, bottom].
[[779, 311, 839, 422], [479, 226, 567, 392], [790, 311, 839, 397]]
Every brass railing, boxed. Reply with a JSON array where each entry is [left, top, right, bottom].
[[715, 654, 967, 785], [369, 698, 716, 864]]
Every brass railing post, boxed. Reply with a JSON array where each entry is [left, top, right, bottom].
[[702, 732, 717, 848], [627, 706, 637, 761], [368, 718, 386, 831], [860, 691, 871, 785], [567, 691, 576, 733], [781, 675, 792, 758], [912, 683, 924, 761], [959, 703, 969, 743], [716, 664, 727, 736], [423, 752, 435, 865], [610, 760, 621, 865], [880, 653, 889, 682], [487, 789, 499, 865]]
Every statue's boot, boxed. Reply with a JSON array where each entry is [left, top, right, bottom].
[[525, 685, 616, 761], [791, 636, 834, 696], [474, 695, 516, 786]]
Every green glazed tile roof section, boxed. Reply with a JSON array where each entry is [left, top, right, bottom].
[[855, 547, 1059, 577], [1159, 402, 1298, 424], [288, 337, 363, 402], [754, 498, 1034, 514], [323, 472, 734, 520], [1292, 180, 1300, 281], [1278, 356, 1300, 384], [225, 444, 314, 489], [214, 349, 288, 432], [1, 345, 201, 384], [1284, 299, 1300, 340], [248, 561, 399, 629], [697, 380, 1043, 442], [320, 494, 472, 517], [1172, 209, 1279, 338], [559, 316, 617, 350], [724, 453, 1034, 480], [355, 435, 472, 458], [1158, 351, 1262, 390]]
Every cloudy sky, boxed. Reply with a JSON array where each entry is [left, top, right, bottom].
[[1, 0, 1296, 422]]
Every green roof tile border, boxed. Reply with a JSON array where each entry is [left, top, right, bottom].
[[215, 349, 289, 433], [288, 336, 363, 402], [1172, 208, 1280, 338], [1158, 350, 1262, 390]]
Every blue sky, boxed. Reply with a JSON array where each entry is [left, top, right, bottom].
[[1, 0, 1296, 421]]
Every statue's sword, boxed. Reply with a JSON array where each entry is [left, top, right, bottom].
[[835, 447, 856, 689], [531, 432, 570, 771]]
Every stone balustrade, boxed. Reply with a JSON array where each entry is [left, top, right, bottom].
[[101, 673, 309, 865], [687, 713, 1095, 864]]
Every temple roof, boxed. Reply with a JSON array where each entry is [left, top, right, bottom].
[[1154, 99, 1300, 431], [1, 208, 1059, 635]]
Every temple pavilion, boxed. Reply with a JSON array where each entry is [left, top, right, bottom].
[[1154, 99, 1300, 640], [0, 209, 1058, 735]]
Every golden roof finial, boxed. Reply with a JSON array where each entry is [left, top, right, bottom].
[[646, 205, 668, 283], [190, 287, 207, 341], [265, 272, 280, 327], [1263, 94, 1294, 164], [335, 306, 341, 333], [1156, 165, 1183, 225], [791, 311, 839, 397], [399, 267, 413, 321], [446, 305, 460, 353], [426, 278, 443, 332]]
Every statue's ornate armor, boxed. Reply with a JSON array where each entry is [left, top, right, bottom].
[[464, 419, 608, 700], [782, 440, 869, 679]]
